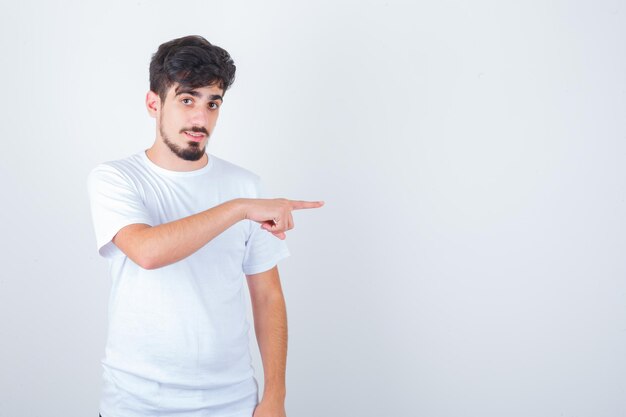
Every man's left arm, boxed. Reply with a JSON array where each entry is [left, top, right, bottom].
[[246, 265, 288, 417]]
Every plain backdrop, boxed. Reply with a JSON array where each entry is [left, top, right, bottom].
[[0, 1, 625, 416]]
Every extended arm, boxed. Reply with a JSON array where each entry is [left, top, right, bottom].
[[247, 266, 288, 416], [113, 199, 244, 270], [112, 198, 323, 270]]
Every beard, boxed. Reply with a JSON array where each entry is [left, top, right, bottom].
[[159, 123, 207, 162], [159, 110, 209, 161]]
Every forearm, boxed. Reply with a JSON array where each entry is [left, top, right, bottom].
[[251, 291, 288, 402], [133, 199, 246, 269]]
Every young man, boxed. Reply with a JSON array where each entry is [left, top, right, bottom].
[[87, 35, 323, 417]]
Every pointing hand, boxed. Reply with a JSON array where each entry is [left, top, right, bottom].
[[241, 198, 325, 240]]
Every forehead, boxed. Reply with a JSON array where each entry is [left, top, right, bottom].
[[167, 83, 224, 100]]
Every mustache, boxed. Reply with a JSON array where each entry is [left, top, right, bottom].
[[180, 126, 209, 135]]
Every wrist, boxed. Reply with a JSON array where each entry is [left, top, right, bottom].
[[261, 387, 286, 403], [229, 198, 249, 221]]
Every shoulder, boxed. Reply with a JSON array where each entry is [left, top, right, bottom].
[[89, 152, 143, 176], [210, 154, 261, 183], [209, 154, 265, 198], [87, 153, 144, 189]]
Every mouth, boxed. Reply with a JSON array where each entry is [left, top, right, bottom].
[[183, 131, 206, 142]]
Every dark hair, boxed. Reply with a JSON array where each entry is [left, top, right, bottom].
[[149, 35, 236, 102]]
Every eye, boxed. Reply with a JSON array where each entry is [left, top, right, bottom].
[[209, 102, 220, 109], [182, 98, 193, 105]]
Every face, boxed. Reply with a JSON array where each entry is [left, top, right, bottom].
[[151, 83, 224, 161]]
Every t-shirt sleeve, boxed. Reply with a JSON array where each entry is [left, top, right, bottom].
[[242, 177, 291, 275], [86, 164, 154, 259]]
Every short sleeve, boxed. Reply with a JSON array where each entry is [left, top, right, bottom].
[[242, 177, 291, 275], [86, 164, 154, 258]]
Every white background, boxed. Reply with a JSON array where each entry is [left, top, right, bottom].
[[1, 1, 625, 416]]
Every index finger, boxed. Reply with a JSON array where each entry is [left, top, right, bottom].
[[289, 200, 325, 210]]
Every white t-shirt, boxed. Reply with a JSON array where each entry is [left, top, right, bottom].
[[87, 150, 290, 417]]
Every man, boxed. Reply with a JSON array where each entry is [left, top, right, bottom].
[[87, 35, 323, 417]]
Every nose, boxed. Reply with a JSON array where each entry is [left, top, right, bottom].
[[189, 106, 211, 127]]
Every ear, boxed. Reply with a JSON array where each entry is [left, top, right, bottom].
[[146, 91, 160, 118]]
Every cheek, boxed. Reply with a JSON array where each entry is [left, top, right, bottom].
[[161, 111, 182, 129]]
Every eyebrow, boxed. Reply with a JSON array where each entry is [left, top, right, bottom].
[[175, 87, 223, 102]]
